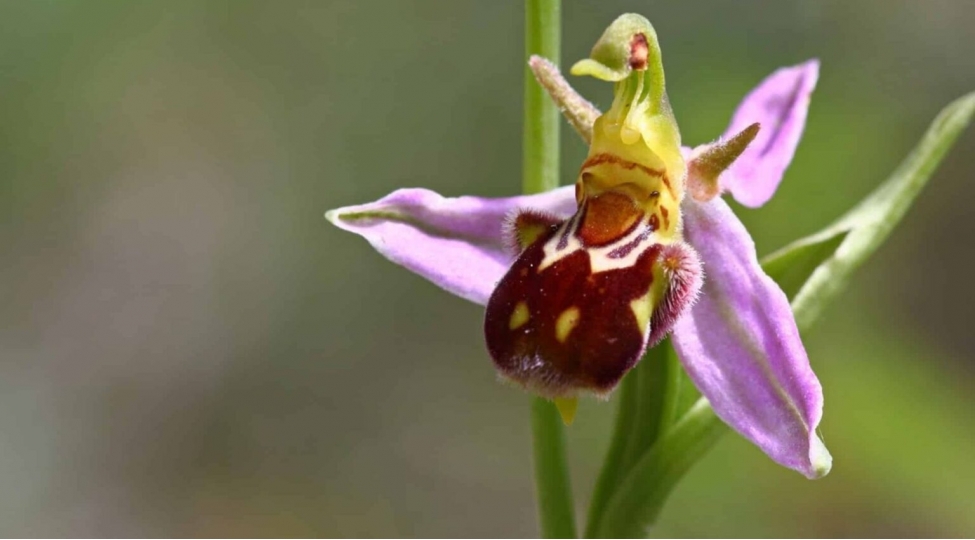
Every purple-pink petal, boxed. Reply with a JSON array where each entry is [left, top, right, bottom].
[[720, 60, 819, 208], [672, 196, 831, 479], [326, 187, 576, 305]]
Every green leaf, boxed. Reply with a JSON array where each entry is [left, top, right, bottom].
[[584, 341, 681, 538], [593, 399, 727, 538], [672, 358, 702, 419], [761, 230, 849, 301], [591, 91, 975, 538], [788, 91, 975, 329], [621, 342, 681, 473], [583, 367, 637, 539]]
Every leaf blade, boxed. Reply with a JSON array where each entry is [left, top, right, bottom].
[[791, 92, 975, 328], [761, 230, 849, 301]]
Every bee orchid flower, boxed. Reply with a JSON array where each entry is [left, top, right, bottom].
[[327, 14, 830, 479]]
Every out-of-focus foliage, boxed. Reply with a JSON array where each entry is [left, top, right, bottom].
[[0, 1, 973, 536]]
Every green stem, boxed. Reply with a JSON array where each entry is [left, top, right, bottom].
[[584, 341, 681, 537], [583, 369, 637, 537], [523, 0, 572, 538], [621, 341, 681, 469], [531, 397, 577, 538], [595, 399, 728, 538], [523, 0, 561, 195]]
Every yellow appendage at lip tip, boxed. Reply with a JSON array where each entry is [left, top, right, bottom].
[[554, 397, 578, 426]]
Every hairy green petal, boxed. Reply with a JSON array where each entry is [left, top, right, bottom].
[[529, 55, 601, 145]]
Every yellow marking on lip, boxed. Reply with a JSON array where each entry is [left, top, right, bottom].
[[630, 289, 654, 330], [516, 222, 550, 250], [509, 301, 530, 330], [555, 307, 581, 343]]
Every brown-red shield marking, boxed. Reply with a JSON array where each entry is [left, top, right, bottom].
[[484, 226, 662, 397]]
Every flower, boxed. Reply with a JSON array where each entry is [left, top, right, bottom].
[[327, 14, 829, 479]]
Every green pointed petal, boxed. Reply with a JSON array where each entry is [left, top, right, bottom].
[[529, 55, 601, 145]]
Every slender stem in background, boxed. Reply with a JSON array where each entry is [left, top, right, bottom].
[[524, 0, 574, 537], [523, 0, 561, 195]]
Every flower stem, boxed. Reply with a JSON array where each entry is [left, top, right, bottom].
[[523, 0, 574, 537], [595, 399, 727, 538], [621, 342, 681, 473], [584, 341, 681, 537], [583, 369, 637, 537], [523, 0, 561, 195], [531, 397, 577, 538]]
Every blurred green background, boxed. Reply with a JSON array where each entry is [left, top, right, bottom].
[[1, 0, 973, 536]]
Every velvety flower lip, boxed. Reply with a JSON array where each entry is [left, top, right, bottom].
[[717, 60, 820, 208], [326, 60, 830, 478], [672, 196, 831, 478], [326, 186, 575, 304]]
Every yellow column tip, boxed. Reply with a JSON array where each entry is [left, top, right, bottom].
[[554, 397, 578, 426]]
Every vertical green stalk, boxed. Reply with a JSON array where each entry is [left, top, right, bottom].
[[620, 342, 681, 469], [531, 397, 576, 538], [582, 370, 637, 537], [595, 399, 728, 538], [523, 0, 561, 195], [524, 0, 573, 537]]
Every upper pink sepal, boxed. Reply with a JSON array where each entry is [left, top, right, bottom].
[[719, 60, 819, 207]]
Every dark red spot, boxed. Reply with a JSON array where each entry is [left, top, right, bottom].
[[629, 33, 649, 70], [648, 213, 660, 232]]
